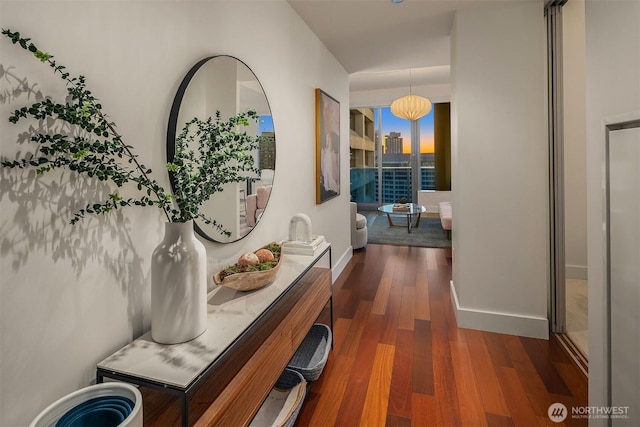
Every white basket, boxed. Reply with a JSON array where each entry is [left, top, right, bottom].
[[250, 369, 306, 427], [30, 382, 142, 427]]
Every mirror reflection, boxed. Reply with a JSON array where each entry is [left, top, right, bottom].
[[168, 56, 275, 243]]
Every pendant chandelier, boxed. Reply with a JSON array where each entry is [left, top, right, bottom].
[[390, 69, 432, 121]]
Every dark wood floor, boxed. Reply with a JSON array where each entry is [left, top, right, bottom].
[[297, 244, 588, 427]]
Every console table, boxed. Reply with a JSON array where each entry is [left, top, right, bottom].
[[96, 243, 331, 426]]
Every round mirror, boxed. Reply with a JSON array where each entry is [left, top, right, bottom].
[[167, 56, 275, 243]]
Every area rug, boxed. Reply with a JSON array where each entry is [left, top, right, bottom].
[[364, 211, 451, 248]]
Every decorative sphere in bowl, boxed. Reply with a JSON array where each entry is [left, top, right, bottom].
[[213, 243, 282, 292], [255, 248, 275, 263], [238, 252, 260, 266]]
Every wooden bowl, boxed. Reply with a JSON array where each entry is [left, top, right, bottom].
[[213, 256, 282, 292]]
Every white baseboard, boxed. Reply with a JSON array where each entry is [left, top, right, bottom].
[[450, 281, 549, 339], [566, 265, 588, 280], [332, 246, 353, 284]]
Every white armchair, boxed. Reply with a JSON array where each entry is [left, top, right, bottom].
[[246, 185, 271, 227], [350, 202, 368, 249]]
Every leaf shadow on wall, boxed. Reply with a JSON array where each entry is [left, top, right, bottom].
[[0, 64, 149, 338]]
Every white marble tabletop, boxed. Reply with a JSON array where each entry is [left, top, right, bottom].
[[97, 242, 330, 389]]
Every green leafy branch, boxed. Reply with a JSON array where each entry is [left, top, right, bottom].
[[168, 111, 260, 234], [2, 29, 173, 224], [2, 29, 261, 229]]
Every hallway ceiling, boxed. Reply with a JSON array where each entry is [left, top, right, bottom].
[[287, 0, 462, 91], [287, 0, 526, 92]]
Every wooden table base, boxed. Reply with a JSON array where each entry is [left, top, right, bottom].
[[385, 212, 422, 233]]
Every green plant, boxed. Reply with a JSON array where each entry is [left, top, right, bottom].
[[168, 112, 259, 226], [1, 29, 259, 232]]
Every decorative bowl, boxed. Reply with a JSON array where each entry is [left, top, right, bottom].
[[30, 383, 143, 427], [213, 244, 282, 291]]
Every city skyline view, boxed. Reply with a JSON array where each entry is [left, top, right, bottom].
[[380, 107, 435, 154]]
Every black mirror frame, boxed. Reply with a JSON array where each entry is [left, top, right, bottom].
[[166, 55, 274, 243]]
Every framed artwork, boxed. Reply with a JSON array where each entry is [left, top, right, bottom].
[[315, 88, 340, 204]]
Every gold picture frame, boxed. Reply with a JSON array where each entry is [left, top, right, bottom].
[[315, 88, 340, 204]]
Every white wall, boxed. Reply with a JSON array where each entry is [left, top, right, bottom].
[[563, 0, 588, 280], [585, 0, 640, 421], [0, 1, 351, 425], [417, 190, 452, 214], [450, 1, 549, 338]]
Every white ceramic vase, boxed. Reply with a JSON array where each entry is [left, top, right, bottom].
[[151, 221, 207, 344]]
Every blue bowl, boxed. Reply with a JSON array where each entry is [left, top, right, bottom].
[[56, 396, 135, 427]]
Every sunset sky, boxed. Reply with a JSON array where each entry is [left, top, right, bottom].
[[380, 107, 435, 154], [260, 106, 435, 153]]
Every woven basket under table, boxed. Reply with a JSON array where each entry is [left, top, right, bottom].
[[287, 323, 332, 382], [250, 368, 306, 427]]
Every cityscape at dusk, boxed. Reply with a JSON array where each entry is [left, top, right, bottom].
[[380, 107, 435, 154], [349, 105, 440, 204]]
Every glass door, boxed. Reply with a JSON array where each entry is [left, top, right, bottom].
[[350, 106, 435, 208], [417, 112, 436, 193], [380, 107, 413, 204]]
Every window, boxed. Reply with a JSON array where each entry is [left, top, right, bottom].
[[350, 103, 450, 207]]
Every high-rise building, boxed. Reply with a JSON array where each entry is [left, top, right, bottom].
[[349, 108, 375, 168], [384, 132, 403, 154], [258, 132, 276, 170]]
